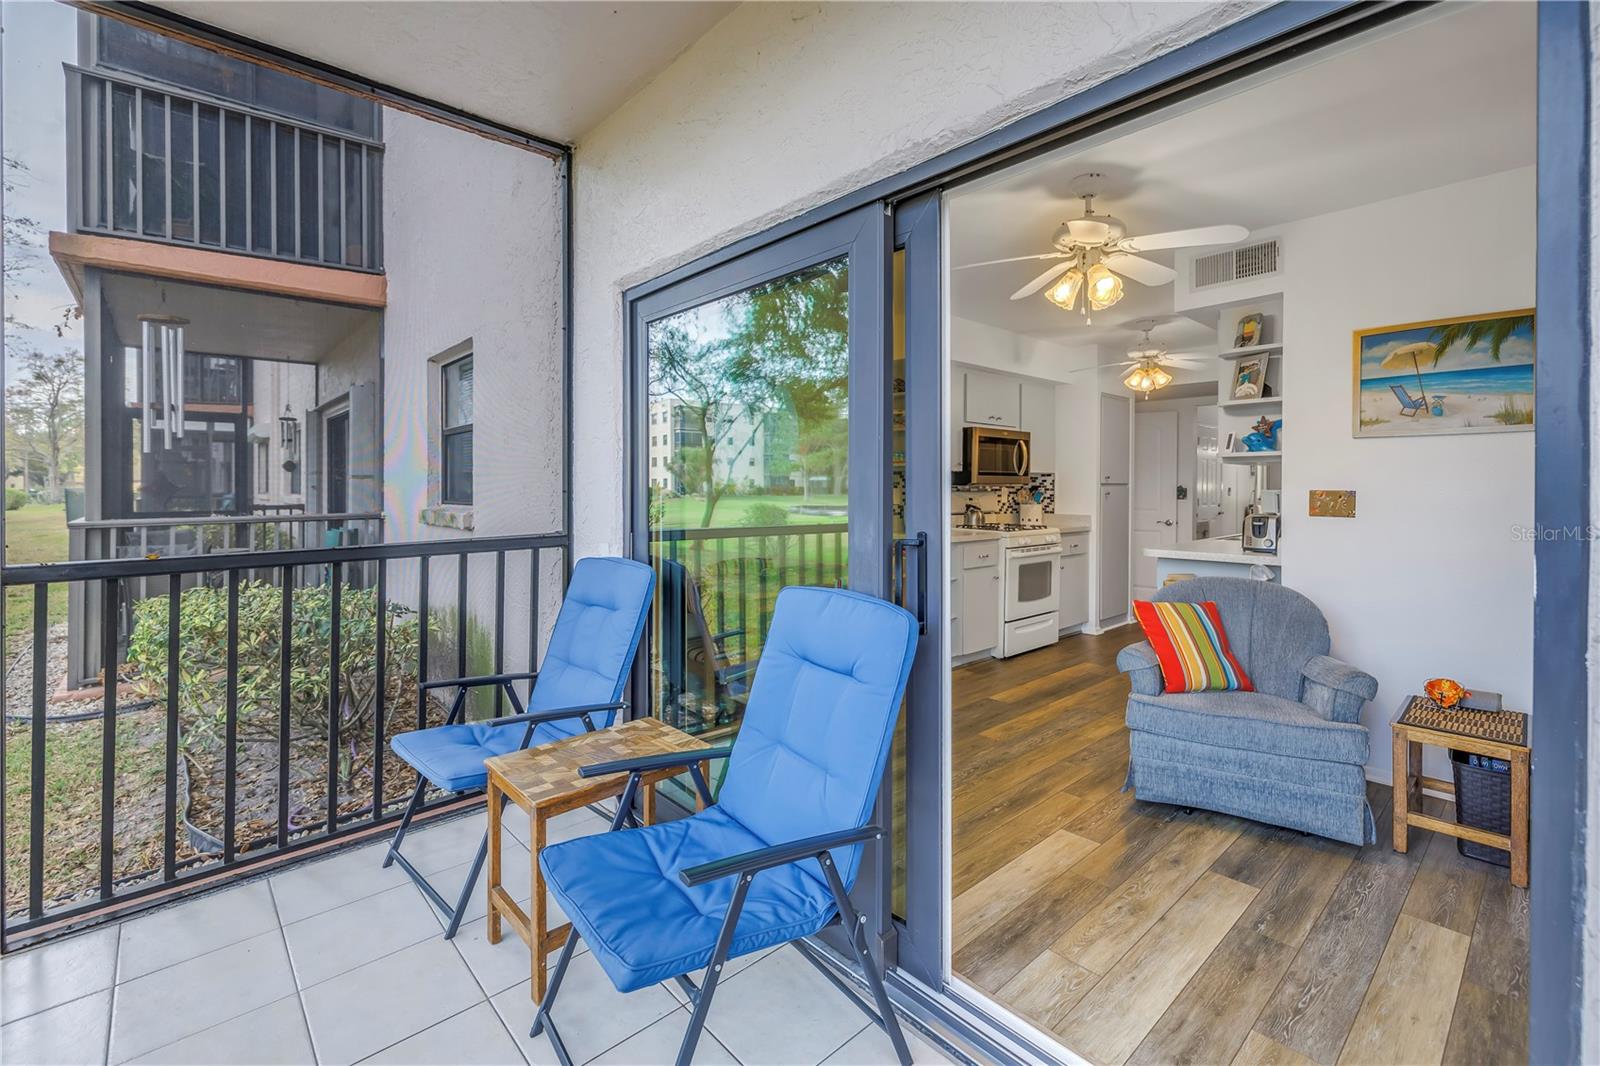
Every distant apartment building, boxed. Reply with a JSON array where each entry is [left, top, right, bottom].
[[647, 397, 803, 496]]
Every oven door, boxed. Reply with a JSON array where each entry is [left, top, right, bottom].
[[1005, 548, 1060, 620]]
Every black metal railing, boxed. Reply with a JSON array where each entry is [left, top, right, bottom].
[[0, 533, 564, 949], [66, 66, 384, 271]]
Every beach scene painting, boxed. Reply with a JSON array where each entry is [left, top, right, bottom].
[[1353, 309, 1535, 438]]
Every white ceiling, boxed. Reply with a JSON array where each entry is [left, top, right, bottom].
[[155, 1, 736, 145], [949, 2, 1536, 359]]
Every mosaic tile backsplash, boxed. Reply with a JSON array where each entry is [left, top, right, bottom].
[[950, 472, 1056, 516]]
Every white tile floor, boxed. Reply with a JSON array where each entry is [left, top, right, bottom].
[[1, 809, 958, 1066]]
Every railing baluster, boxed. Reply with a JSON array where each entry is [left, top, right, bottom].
[[714, 538, 726, 644], [327, 568, 342, 836], [278, 573, 292, 849], [100, 578, 119, 901], [163, 582, 179, 881], [224, 570, 239, 862], [758, 538, 770, 652], [456, 552, 468, 682], [528, 549, 540, 689], [494, 551, 505, 718], [833, 530, 843, 587], [737, 542, 748, 664], [28, 586, 47, 919], [373, 559, 386, 821], [417, 559, 430, 728]]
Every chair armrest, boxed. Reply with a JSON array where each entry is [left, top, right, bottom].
[[1300, 655, 1378, 724], [482, 701, 628, 730], [1117, 642, 1164, 696], [578, 746, 733, 778], [420, 671, 538, 692], [678, 824, 884, 887]]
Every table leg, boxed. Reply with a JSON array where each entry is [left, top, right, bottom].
[[642, 777, 656, 826], [1510, 748, 1530, 888], [487, 781, 504, 945], [698, 761, 710, 811], [532, 811, 547, 1000], [1391, 730, 1410, 854]]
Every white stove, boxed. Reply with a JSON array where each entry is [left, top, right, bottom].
[[965, 521, 1062, 656]]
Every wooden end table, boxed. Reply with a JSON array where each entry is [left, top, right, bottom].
[[1390, 695, 1530, 888], [483, 718, 712, 999]]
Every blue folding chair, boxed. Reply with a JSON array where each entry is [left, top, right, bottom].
[[532, 586, 919, 1066], [384, 556, 655, 938]]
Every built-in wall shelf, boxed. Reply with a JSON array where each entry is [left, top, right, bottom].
[[1221, 450, 1282, 464], [1219, 396, 1283, 413], [1218, 343, 1284, 360]]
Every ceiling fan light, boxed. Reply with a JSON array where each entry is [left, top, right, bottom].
[[1149, 364, 1173, 389], [1123, 359, 1172, 396], [1086, 262, 1124, 310], [1045, 268, 1083, 310]]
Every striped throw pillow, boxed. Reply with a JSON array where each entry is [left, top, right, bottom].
[[1133, 600, 1253, 693]]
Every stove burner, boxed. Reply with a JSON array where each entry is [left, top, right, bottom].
[[977, 522, 1049, 532]]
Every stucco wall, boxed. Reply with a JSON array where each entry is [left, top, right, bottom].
[[570, 0, 1260, 558]]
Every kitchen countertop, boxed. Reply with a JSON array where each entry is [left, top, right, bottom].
[[950, 527, 1004, 543], [1146, 536, 1283, 567], [1046, 514, 1092, 535]]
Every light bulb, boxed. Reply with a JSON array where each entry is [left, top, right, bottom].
[[1045, 268, 1083, 311], [1086, 262, 1124, 311]]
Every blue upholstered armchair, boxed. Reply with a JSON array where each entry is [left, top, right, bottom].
[[1117, 577, 1380, 845]]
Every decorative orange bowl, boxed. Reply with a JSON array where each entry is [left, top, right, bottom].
[[1424, 677, 1470, 709]]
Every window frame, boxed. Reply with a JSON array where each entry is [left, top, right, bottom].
[[440, 351, 474, 505]]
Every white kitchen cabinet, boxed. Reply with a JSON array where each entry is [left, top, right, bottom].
[[950, 367, 967, 473], [1020, 384, 1056, 474], [959, 541, 1001, 656], [1058, 537, 1089, 631], [1099, 392, 1131, 484], [949, 573, 962, 658], [965, 370, 1021, 428]]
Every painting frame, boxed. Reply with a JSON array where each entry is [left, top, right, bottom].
[[1352, 308, 1536, 439], [1231, 356, 1267, 400]]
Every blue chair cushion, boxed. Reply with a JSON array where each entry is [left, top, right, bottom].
[[1126, 689, 1369, 765], [388, 556, 654, 794], [540, 807, 837, 993], [389, 717, 614, 793]]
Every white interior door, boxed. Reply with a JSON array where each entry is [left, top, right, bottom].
[[1132, 409, 1178, 600]]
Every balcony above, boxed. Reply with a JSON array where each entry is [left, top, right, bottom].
[[66, 65, 384, 274]]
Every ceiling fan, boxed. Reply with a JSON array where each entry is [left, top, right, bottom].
[[1073, 322, 1210, 397], [958, 173, 1249, 322]]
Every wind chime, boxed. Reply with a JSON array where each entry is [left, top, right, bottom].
[[135, 313, 190, 453]]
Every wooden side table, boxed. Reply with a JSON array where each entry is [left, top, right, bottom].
[[483, 718, 712, 999], [1390, 695, 1530, 888]]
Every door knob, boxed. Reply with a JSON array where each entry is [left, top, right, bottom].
[[1160, 520, 1175, 526]]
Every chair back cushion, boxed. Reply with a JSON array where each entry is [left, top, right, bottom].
[[1154, 578, 1329, 700], [528, 556, 655, 742], [715, 586, 918, 890], [1133, 600, 1252, 693]]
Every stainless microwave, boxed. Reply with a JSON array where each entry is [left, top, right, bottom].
[[955, 426, 1031, 485]]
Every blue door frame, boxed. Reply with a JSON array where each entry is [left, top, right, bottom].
[[622, 4, 1593, 1061]]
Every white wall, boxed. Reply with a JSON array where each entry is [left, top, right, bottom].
[[1281, 166, 1535, 783], [950, 316, 1097, 384], [570, 1, 1258, 557]]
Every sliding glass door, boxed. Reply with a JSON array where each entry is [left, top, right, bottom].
[[628, 204, 895, 932]]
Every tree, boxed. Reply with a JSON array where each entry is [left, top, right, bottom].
[[1426, 314, 1535, 363], [6, 350, 84, 502]]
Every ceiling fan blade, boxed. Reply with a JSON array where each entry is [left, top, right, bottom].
[[1120, 224, 1249, 252], [956, 251, 1070, 270], [1103, 252, 1176, 287], [1010, 261, 1075, 301]]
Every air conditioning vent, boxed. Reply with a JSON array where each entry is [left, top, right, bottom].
[[1193, 239, 1281, 289]]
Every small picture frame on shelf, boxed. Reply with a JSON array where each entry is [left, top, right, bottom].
[[1224, 431, 1237, 453], [1234, 313, 1265, 349], [1232, 356, 1266, 400]]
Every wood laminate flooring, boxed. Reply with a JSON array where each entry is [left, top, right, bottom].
[[951, 629, 1528, 1066]]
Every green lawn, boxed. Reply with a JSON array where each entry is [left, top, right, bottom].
[[655, 493, 848, 530], [4, 503, 69, 641]]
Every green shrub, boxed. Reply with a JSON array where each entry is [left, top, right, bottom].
[[5, 488, 28, 511], [126, 581, 421, 767]]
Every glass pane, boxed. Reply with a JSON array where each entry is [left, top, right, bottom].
[[169, 100, 193, 240], [890, 248, 907, 921], [321, 137, 341, 264], [326, 414, 349, 513], [443, 431, 473, 503], [223, 111, 246, 248], [646, 256, 849, 759], [110, 84, 137, 231], [140, 91, 166, 236], [299, 129, 320, 258], [275, 124, 297, 254], [444, 357, 474, 429], [344, 142, 364, 266], [250, 117, 272, 253], [197, 105, 221, 245]]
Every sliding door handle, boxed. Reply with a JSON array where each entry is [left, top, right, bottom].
[[894, 532, 928, 634]]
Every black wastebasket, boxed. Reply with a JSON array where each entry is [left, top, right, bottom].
[[1450, 749, 1511, 867]]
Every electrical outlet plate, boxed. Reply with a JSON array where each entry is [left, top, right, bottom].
[[1309, 490, 1356, 518]]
